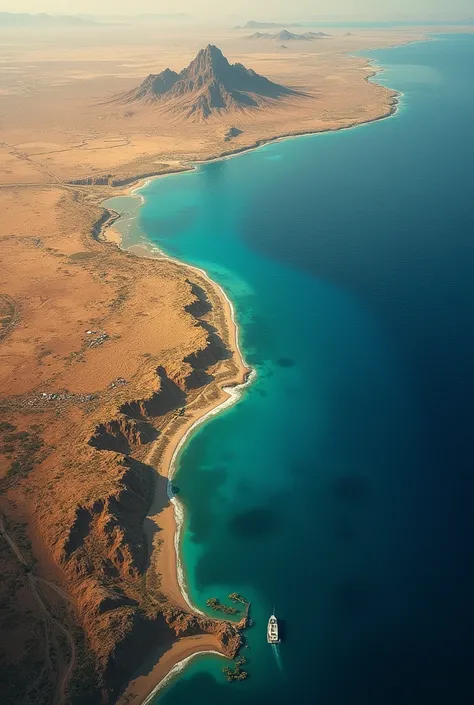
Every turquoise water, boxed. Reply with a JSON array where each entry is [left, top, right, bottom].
[[121, 35, 474, 704]]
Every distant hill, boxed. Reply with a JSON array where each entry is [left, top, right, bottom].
[[116, 44, 298, 121], [247, 31, 273, 40], [248, 30, 330, 41], [235, 20, 303, 29], [0, 12, 98, 27], [277, 30, 311, 41], [304, 31, 330, 38]]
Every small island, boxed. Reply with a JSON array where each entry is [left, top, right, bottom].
[[206, 592, 250, 616], [228, 592, 249, 605], [223, 656, 248, 682], [206, 597, 240, 615]]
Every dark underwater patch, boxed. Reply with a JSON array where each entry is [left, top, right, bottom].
[[332, 475, 369, 503], [277, 357, 295, 368], [185, 466, 228, 540], [229, 506, 279, 539]]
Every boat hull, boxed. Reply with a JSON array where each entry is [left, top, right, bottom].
[[267, 614, 280, 644]]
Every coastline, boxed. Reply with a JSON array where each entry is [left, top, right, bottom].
[[119, 638, 225, 705], [101, 92, 402, 205], [114, 234, 256, 614], [111, 219, 253, 703], [141, 647, 224, 705], [102, 46, 405, 704], [94, 49, 405, 205]]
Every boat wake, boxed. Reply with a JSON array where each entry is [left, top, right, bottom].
[[271, 643, 284, 672]]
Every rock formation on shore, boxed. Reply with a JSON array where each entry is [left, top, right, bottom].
[[117, 44, 297, 121]]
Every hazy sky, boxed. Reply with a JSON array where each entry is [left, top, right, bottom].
[[0, 0, 472, 19]]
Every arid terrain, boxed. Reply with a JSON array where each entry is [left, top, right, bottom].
[[0, 19, 428, 705], [0, 24, 421, 185]]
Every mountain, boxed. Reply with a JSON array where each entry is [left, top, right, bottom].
[[122, 69, 180, 104], [303, 31, 330, 38], [277, 30, 310, 41], [117, 44, 297, 121], [0, 12, 98, 27], [247, 29, 330, 41], [248, 31, 273, 39]]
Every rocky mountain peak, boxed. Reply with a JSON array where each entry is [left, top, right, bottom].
[[115, 45, 299, 121], [185, 44, 231, 83]]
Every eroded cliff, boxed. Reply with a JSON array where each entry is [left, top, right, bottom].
[[0, 192, 247, 705]]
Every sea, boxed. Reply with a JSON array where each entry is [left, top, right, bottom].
[[107, 33, 474, 705]]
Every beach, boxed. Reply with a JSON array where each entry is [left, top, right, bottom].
[[120, 639, 223, 705], [101, 203, 253, 703]]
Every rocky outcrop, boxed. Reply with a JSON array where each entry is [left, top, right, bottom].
[[119, 366, 186, 419], [60, 457, 154, 575], [115, 44, 299, 121], [224, 126, 243, 141], [52, 456, 163, 700], [100, 611, 172, 699], [184, 325, 231, 390], [69, 170, 184, 189], [184, 280, 213, 318], [69, 175, 114, 186], [89, 416, 158, 454], [165, 607, 245, 657]]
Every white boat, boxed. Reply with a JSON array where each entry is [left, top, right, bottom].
[[267, 614, 280, 644]]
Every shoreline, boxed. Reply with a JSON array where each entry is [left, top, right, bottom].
[[102, 45, 405, 704], [169, 365, 257, 614], [97, 49, 405, 208], [121, 638, 225, 705], [111, 223, 254, 703], [142, 649, 224, 705], [104, 93, 402, 201], [116, 239, 256, 616]]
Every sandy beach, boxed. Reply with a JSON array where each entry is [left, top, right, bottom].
[[122, 639, 223, 705], [106, 214, 252, 703]]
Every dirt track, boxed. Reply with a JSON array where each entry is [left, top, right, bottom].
[[0, 514, 76, 705]]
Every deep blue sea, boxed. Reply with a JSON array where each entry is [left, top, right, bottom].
[[117, 34, 474, 705]]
